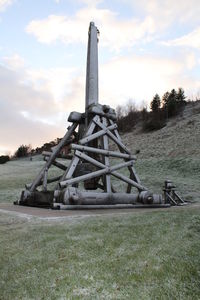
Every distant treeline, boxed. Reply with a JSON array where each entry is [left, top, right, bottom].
[[14, 139, 61, 158], [116, 87, 187, 132]]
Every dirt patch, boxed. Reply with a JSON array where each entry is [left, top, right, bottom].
[[0, 203, 175, 220]]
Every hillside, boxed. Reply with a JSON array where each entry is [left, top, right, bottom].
[[122, 100, 200, 159]]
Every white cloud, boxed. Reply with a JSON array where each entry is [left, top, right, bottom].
[[164, 27, 200, 49], [3, 54, 25, 69], [26, 7, 156, 51], [0, 52, 88, 154], [0, 0, 14, 12], [78, 0, 102, 6], [99, 54, 185, 107], [131, 0, 200, 26], [26, 67, 78, 101], [26, 0, 200, 52], [0, 100, 62, 155], [0, 56, 74, 154], [185, 53, 196, 69]]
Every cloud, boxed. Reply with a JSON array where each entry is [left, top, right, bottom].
[[163, 27, 200, 49], [26, 66, 78, 102], [185, 53, 197, 70], [0, 99, 62, 155], [26, 0, 200, 52], [99, 54, 185, 107], [0, 0, 14, 12], [3, 54, 25, 69], [131, 0, 200, 27], [0, 56, 77, 154], [26, 7, 156, 51]]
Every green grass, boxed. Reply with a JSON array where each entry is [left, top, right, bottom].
[[0, 207, 200, 299], [0, 156, 67, 204]]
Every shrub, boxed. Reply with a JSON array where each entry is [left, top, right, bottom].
[[0, 155, 10, 164], [143, 109, 166, 131], [15, 145, 31, 158]]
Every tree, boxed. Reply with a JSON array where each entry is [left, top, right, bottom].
[[150, 94, 161, 113], [168, 89, 178, 117], [125, 99, 136, 115], [15, 144, 31, 158], [162, 91, 170, 108], [162, 89, 177, 118], [176, 87, 186, 104], [116, 105, 124, 121], [143, 94, 165, 131]]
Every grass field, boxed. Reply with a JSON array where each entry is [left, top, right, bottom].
[[0, 205, 200, 299], [0, 102, 200, 299]]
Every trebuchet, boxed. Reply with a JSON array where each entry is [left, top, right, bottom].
[[15, 22, 185, 209]]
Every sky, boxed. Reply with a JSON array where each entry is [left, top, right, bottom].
[[0, 0, 200, 155]]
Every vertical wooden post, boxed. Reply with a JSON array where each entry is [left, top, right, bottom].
[[102, 117, 111, 193]]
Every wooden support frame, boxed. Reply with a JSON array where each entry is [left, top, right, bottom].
[[20, 111, 150, 208]]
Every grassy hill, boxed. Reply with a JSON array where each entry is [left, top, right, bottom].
[[121, 100, 200, 201], [0, 101, 200, 299]]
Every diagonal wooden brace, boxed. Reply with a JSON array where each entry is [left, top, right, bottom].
[[79, 123, 117, 145], [29, 123, 78, 192], [60, 160, 135, 188], [93, 118, 130, 154]]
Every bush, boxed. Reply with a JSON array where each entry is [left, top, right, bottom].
[[117, 110, 141, 132], [15, 145, 31, 158], [143, 117, 166, 131], [0, 155, 10, 164], [143, 109, 166, 131], [116, 100, 142, 132]]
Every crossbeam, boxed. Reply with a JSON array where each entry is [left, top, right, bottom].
[[59, 160, 135, 188], [71, 144, 136, 160]]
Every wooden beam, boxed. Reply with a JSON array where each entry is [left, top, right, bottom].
[[79, 123, 117, 145], [29, 123, 78, 192], [42, 168, 48, 191], [25, 175, 62, 189], [63, 156, 80, 180], [71, 144, 136, 160], [52, 160, 67, 171], [93, 118, 130, 154], [111, 171, 147, 191], [110, 119, 142, 190], [60, 160, 135, 187], [102, 117, 111, 193]]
